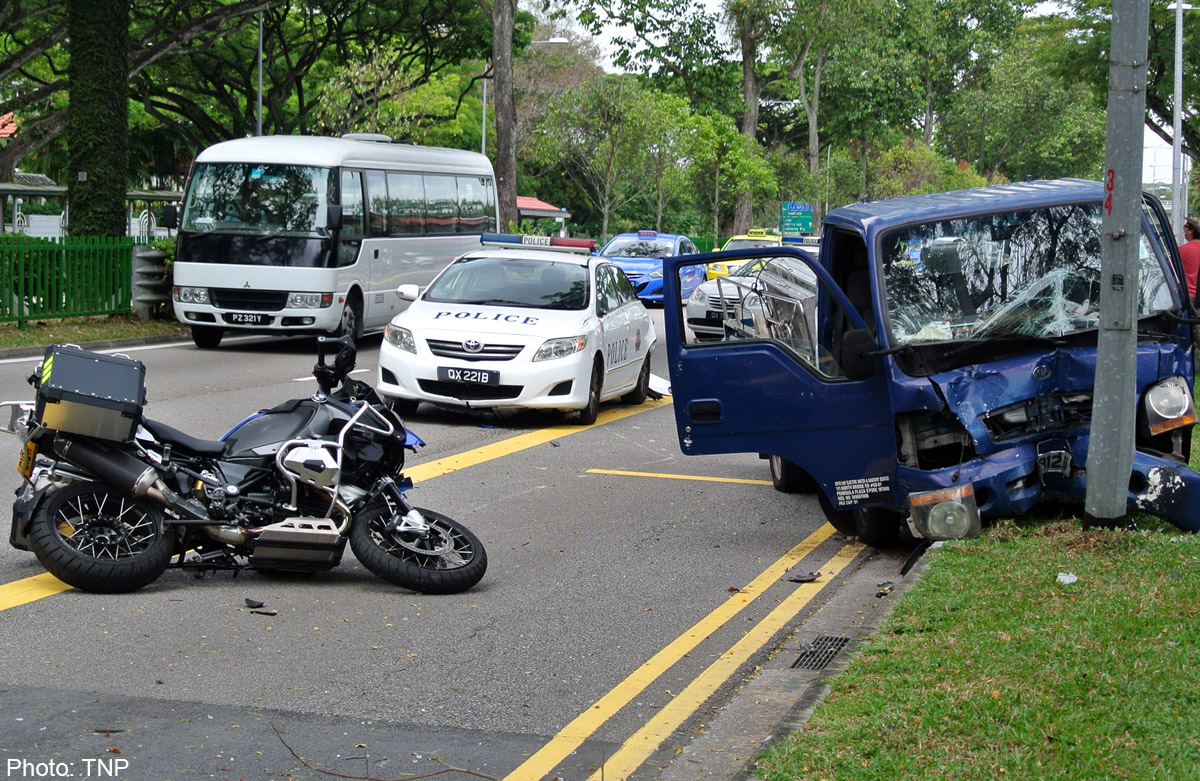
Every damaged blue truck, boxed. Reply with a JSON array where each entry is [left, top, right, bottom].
[[662, 179, 1199, 545]]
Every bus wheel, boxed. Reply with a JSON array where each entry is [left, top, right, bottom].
[[335, 294, 363, 341], [191, 325, 223, 349]]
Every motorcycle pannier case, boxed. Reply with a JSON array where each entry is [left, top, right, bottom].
[[34, 345, 146, 442]]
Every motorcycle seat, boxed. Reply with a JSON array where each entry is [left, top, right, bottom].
[[142, 418, 227, 456]]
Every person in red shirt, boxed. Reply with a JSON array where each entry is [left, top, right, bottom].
[[1179, 217, 1200, 301]]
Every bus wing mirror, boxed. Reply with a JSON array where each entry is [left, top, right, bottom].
[[840, 328, 877, 381], [162, 204, 178, 230], [326, 204, 344, 232]]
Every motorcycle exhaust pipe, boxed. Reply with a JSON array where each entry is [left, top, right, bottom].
[[52, 434, 209, 521]]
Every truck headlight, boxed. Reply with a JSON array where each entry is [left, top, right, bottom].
[[1144, 376, 1197, 435], [384, 323, 416, 354], [173, 286, 209, 304], [534, 335, 587, 361], [288, 292, 334, 309], [906, 484, 981, 540]]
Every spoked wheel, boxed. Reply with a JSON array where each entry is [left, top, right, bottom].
[[350, 503, 487, 594], [28, 482, 172, 593]]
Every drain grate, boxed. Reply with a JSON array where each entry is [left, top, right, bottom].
[[790, 634, 851, 670]]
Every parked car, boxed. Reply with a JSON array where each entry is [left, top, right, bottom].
[[376, 234, 657, 425], [596, 230, 706, 305]]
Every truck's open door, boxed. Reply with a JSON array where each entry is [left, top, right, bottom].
[[663, 242, 899, 528]]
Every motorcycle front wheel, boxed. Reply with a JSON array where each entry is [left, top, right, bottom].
[[28, 482, 172, 593], [349, 503, 487, 594]]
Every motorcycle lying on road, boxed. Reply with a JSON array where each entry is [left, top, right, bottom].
[[2, 337, 487, 594]]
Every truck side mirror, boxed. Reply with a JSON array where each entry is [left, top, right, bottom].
[[162, 204, 178, 230], [325, 204, 344, 232], [840, 328, 877, 381]]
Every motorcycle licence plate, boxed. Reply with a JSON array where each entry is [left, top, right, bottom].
[[224, 312, 270, 325], [437, 366, 498, 385], [16, 441, 36, 478]]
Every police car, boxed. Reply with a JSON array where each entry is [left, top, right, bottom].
[[376, 233, 657, 424], [596, 230, 706, 304]]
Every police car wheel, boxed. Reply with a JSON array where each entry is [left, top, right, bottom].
[[621, 357, 651, 405], [577, 361, 603, 425]]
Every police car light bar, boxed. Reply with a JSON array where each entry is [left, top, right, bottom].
[[481, 233, 597, 253]]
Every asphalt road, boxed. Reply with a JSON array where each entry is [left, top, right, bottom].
[[0, 320, 920, 780]]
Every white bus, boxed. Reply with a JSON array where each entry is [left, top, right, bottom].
[[168, 134, 498, 348]]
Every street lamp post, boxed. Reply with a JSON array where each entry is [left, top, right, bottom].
[[479, 37, 568, 157], [1171, 2, 1194, 240]]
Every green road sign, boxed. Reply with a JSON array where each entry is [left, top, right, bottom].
[[780, 202, 813, 235]]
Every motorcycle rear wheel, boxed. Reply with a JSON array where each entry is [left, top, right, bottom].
[[350, 504, 487, 594], [28, 482, 172, 593]]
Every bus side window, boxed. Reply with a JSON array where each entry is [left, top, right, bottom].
[[425, 175, 459, 234], [458, 176, 487, 234], [387, 172, 425, 235], [339, 170, 366, 238], [366, 169, 387, 237], [483, 178, 497, 232]]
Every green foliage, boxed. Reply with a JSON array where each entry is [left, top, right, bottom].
[[869, 139, 986, 200], [754, 521, 1200, 780]]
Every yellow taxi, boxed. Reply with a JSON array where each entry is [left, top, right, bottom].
[[707, 229, 782, 278]]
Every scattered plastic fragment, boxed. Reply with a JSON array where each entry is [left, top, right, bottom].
[[1056, 572, 1079, 585], [244, 598, 265, 608]]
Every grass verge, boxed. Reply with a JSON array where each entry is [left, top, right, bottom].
[[0, 316, 187, 350], [754, 513, 1200, 779]]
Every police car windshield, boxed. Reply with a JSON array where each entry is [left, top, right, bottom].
[[601, 237, 676, 258], [882, 201, 1175, 345], [424, 256, 590, 310]]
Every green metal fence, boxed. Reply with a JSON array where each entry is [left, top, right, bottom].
[[0, 235, 132, 325]]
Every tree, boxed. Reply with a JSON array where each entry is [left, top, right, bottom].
[[686, 112, 775, 244], [532, 76, 655, 243], [869, 138, 985, 200], [0, 0, 272, 181], [67, 0, 128, 236], [938, 26, 1106, 182]]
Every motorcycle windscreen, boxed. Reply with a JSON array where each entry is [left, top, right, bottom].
[[663, 248, 899, 506]]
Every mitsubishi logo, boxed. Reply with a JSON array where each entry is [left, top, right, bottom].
[[463, 339, 483, 353], [243, 282, 251, 288]]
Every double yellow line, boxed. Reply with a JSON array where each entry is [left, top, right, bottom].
[[505, 523, 863, 780]]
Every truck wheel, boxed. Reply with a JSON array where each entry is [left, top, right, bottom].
[[769, 455, 812, 493], [854, 507, 902, 548], [191, 325, 223, 349]]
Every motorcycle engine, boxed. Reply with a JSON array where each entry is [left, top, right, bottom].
[[282, 442, 341, 489]]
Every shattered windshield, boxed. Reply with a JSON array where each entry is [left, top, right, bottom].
[[882, 202, 1175, 344]]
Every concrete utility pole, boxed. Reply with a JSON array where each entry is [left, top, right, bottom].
[[1085, 0, 1150, 526]]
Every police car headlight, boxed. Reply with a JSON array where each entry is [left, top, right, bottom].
[[691, 287, 708, 305], [173, 286, 209, 304], [1145, 376, 1197, 434], [534, 335, 587, 361], [384, 323, 416, 354], [288, 292, 334, 309]]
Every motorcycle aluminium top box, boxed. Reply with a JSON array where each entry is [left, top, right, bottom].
[[34, 345, 147, 442]]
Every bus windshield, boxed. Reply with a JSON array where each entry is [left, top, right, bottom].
[[181, 163, 336, 237]]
